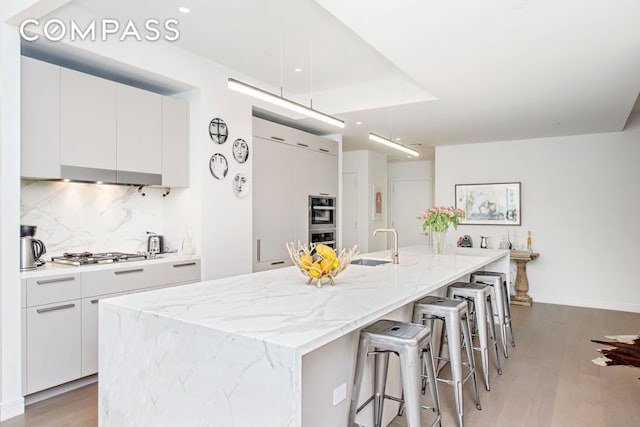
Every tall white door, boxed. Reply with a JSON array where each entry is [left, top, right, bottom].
[[342, 172, 358, 251], [390, 179, 432, 247]]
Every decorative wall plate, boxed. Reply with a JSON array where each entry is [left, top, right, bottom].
[[232, 138, 249, 163], [232, 173, 249, 198], [209, 118, 228, 144], [209, 153, 228, 180]]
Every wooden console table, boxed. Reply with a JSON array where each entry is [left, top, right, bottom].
[[510, 250, 540, 306]]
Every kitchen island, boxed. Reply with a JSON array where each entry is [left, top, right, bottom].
[[98, 246, 508, 427]]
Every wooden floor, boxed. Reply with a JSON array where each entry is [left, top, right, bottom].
[[1, 303, 639, 427]]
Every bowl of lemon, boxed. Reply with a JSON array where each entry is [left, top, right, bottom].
[[286, 242, 358, 288]]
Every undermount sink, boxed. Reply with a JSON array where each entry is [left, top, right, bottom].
[[351, 258, 392, 266]]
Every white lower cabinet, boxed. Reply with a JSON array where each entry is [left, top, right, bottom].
[[26, 300, 81, 394], [22, 258, 201, 395], [80, 291, 128, 377]]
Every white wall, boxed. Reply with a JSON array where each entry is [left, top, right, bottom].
[[0, 21, 26, 421], [435, 115, 640, 312], [342, 150, 388, 253]]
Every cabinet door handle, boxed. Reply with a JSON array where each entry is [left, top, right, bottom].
[[36, 303, 75, 314], [257, 239, 261, 262], [296, 143, 309, 148], [90, 299, 99, 304], [114, 268, 144, 275], [173, 262, 197, 268], [271, 261, 285, 266], [270, 136, 285, 142], [319, 148, 330, 153], [36, 276, 76, 285], [319, 193, 330, 196]]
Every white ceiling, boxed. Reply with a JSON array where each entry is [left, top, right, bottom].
[[48, 0, 640, 160]]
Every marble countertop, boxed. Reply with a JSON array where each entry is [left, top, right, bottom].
[[103, 246, 507, 356], [20, 254, 200, 279]]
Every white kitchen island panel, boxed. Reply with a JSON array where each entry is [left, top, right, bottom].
[[99, 303, 299, 426], [99, 247, 509, 427]]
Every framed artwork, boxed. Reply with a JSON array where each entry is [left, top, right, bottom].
[[372, 185, 384, 220], [209, 117, 228, 144], [455, 182, 521, 225]]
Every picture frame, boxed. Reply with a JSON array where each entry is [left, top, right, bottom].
[[372, 185, 384, 220], [455, 182, 521, 225]]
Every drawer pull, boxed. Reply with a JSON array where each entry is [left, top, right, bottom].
[[36, 276, 76, 285], [271, 261, 285, 266], [114, 268, 144, 275], [319, 148, 330, 153], [296, 142, 309, 148], [173, 262, 197, 268], [90, 299, 99, 304], [270, 136, 285, 142], [37, 303, 75, 314]]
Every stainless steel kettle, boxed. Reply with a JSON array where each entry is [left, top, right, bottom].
[[20, 236, 46, 271]]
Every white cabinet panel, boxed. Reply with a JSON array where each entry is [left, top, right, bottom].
[[26, 274, 81, 307], [80, 291, 128, 377], [253, 136, 296, 267], [164, 259, 201, 284], [116, 84, 162, 175], [60, 67, 117, 173], [117, 84, 162, 175], [82, 263, 166, 298], [161, 97, 189, 187], [80, 297, 98, 377], [26, 300, 81, 394], [21, 56, 60, 179]]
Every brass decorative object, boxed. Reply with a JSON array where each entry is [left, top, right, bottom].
[[286, 242, 358, 288]]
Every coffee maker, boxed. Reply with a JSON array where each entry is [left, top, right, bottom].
[[20, 225, 46, 271]]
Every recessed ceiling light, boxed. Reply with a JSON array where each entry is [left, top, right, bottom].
[[178, 6, 190, 14], [294, 67, 303, 72], [355, 121, 362, 125], [63, 179, 70, 183], [96, 181, 103, 185], [395, 137, 401, 141]]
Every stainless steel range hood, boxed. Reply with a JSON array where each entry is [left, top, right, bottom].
[[60, 165, 161, 186]]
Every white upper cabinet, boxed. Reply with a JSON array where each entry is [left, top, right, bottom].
[[60, 67, 117, 174], [116, 84, 162, 184], [161, 97, 189, 188], [20, 57, 190, 187], [21, 56, 61, 179]]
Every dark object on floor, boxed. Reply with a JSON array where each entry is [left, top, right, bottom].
[[591, 334, 640, 379]]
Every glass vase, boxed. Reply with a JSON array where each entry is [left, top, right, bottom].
[[431, 230, 447, 254]]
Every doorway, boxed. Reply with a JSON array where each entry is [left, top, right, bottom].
[[389, 178, 432, 247]]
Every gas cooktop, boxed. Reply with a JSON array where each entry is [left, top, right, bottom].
[[50, 252, 148, 266]]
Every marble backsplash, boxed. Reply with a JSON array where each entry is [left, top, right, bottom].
[[21, 180, 164, 258]]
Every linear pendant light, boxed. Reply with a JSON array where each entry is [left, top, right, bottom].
[[227, 78, 345, 129], [369, 133, 420, 157]]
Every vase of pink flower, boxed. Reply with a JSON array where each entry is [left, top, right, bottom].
[[418, 206, 465, 254]]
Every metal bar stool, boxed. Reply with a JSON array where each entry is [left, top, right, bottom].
[[470, 271, 516, 358], [413, 296, 481, 427], [349, 319, 441, 427], [447, 282, 502, 391]]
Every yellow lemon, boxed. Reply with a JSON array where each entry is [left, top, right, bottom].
[[320, 259, 332, 274], [300, 254, 313, 270], [309, 263, 323, 278], [331, 259, 340, 270]]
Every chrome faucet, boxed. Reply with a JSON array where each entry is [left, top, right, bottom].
[[373, 228, 399, 264]]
